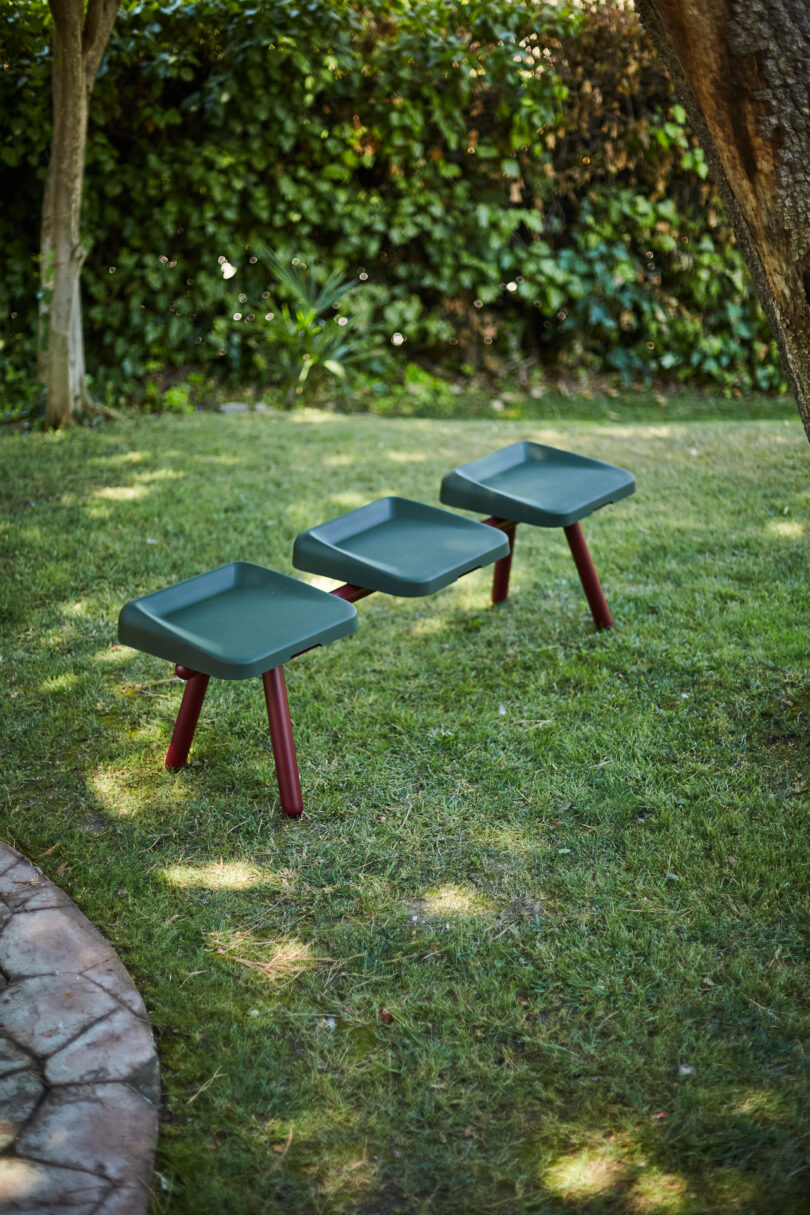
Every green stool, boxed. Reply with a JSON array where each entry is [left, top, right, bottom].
[[292, 496, 510, 599], [118, 562, 358, 816], [440, 442, 635, 627]]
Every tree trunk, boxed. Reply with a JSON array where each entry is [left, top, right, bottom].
[[40, 0, 119, 430], [41, 9, 89, 431], [634, 0, 810, 442]]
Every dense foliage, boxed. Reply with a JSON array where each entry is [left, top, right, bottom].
[[0, 0, 785, 409]]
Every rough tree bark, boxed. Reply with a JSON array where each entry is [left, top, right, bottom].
[[633, 0, 810, 442], [40, 0, 119, 429]]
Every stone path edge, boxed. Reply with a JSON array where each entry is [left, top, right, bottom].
[[0, 840, 160, 1215]]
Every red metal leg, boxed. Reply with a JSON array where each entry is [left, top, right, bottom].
[[165, 666, 210, 770], [487, 520, 517, 604], [563, 522, 613, 630], [262, 666, 304, 818], [330, 584, 374, 602]]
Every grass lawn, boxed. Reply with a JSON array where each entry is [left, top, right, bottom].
[[1, 397, 809, 1214]]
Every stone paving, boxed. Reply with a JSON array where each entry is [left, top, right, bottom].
[[0, 842, 159, 1213]]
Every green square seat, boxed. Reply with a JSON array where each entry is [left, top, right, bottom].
[[292, 497, 510, 597], [118, 562, 358, 679], [440, 441, 635, 528]]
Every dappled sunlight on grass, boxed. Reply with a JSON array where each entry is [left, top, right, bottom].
[[543, 1138, 691, 1212], [289, 408, 351, 426], [90, 449, 148, 465], [630, 1168, 691, 1213], [544, 1141, 630, 1198], [94, 646, 134, 666], [422, 883, 496, 917], [208, 929, 325, 985], [136, 468, 185, 484], [162, 860, 266, 890], [89, 769, 143, 817], [386, 449, 428, 463], [93, 484, 150, 501], [41, 672, 79, 693], [485, 824, 537, 858], [604, 424, 677, 441], [89, 467, 184, 508], [90, 764, 190, 817], [85, 503, 114, 521], [321, 490, 369, 512], [766, 518, 804, 538], [408, 614, 445, 637], [731, 1088, 782, 1117]]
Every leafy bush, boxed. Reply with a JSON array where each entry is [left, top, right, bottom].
[[209, 251, 380, 404], [0, 0, 785, 407]]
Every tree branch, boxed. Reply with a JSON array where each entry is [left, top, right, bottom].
[[83, 0, 120, 85], [83, 0, 104, 56]]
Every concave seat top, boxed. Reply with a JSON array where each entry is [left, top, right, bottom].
[[293, 496, 510, 597], [118, 562, 358, 679], [440, 441, 635, 528]]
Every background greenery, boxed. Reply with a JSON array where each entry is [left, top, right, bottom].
[[0, 0, 786, 414]]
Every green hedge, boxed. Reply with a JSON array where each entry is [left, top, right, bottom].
[[0, 0, 785, 406]]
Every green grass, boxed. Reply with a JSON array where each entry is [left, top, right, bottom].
[[1, 399, 809, 1214], [344, 381, 798, 427]]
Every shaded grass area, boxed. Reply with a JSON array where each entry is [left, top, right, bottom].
[[343, 384, 798, 426], [1, 404, 809, 1214]]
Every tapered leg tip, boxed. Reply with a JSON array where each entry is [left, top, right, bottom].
[[165, 748, 186, 771]]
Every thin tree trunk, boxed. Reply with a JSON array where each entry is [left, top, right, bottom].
[[634, 0, 810, 442], [41, 0, 120, 430], [38, 158, 56, 384]]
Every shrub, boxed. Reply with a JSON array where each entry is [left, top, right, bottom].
[[0, 0, 785, 407], [213, 251, 381, 404]]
